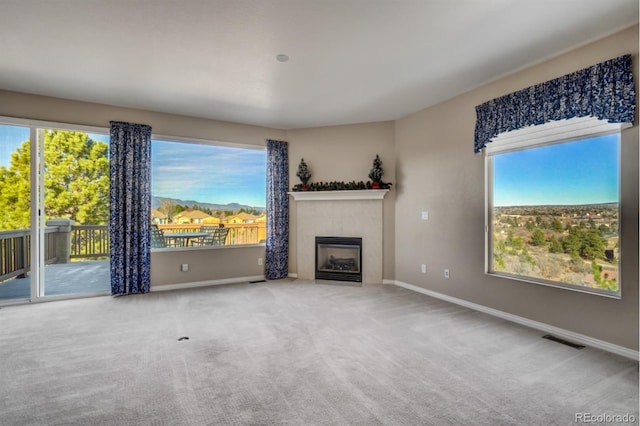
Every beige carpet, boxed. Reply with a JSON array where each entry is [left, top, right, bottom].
[[0, 279, 637, 425]]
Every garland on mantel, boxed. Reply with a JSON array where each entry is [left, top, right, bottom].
[[291, 180, 392, 192], [291, 155, 392, 192]]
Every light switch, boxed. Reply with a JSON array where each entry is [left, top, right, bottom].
[[421, 211, 429, 220]]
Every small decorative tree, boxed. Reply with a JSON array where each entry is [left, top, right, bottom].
[[296, 158, 312, 190], [368, 154, 384, 189]]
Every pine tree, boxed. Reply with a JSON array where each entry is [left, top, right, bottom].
[[0, 141, 31, 229], [530, 229, 545, 246], [548, 236, 563, 253], [0, 130, 110, 229], [45, 130, 110, 225]]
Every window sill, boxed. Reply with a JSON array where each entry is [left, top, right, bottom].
[[152, 243, 265, 253], [486, 271, 621, 299]]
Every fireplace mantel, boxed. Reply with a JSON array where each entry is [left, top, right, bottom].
[[288, 189, 389, 201]]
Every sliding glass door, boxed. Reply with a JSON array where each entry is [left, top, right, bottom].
[[41, 128, 111, 297], [0, 122, 111, 302]]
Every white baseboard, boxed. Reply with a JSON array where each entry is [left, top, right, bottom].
[[288, 273, 298, 278], [151, 275, 265, 292], [385, 279, 639, 361]]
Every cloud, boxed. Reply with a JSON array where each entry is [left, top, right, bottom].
[[151, 140, 266, 205]]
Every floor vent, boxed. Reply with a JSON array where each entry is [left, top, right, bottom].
[[542, 334, 585, 349]]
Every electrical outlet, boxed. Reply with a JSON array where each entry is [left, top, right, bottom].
[[258, 258, 263, 266], [444, 269, 450, 279], [181, 263, 189, 272], [421, 264, 427, 273]]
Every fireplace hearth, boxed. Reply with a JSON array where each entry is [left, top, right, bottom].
[[315, 236, 362, 283]]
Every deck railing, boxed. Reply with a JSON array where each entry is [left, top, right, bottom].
[[157, 223, 266, 245], [1, 227, 63, 283], [71, 225, 109, 259], [225, 223, 266, 245], [0, 229, 30, 282], [1, 221, 265, 282]]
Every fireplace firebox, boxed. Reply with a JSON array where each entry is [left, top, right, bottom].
[[315, 236, 362, 283]]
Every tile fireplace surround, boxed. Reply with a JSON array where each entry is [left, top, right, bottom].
[[289, 190, 388, 284]]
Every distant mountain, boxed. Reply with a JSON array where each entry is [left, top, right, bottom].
[[151, 196, 264, 212]]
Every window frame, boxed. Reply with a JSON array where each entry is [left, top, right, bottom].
[[149, 133, 267, 251], [484, 118, 625, 299]]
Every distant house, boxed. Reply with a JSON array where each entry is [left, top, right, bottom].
[[151, 209, 168, 224], [202, 216, 221, 225], [173, 210, 220, 225], [224, 212, 259, 224], [255, 213, 266, 223]]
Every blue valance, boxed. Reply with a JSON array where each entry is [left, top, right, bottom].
[[474, 54, 636, 153]]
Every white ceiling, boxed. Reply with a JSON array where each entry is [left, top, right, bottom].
[[0, 0, 637, 129]]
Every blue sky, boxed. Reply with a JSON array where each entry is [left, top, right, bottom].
[[91, 135, 267, 207], [493, 134, 619, 206], [92, 134, 266, 207], [0, 125, 29, 167], [0, 126, 266, 208], [151, 140, 266, 208]]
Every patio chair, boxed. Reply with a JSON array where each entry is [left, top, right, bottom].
[[199, 225, 230, 246], [150, 224, 168, 248]]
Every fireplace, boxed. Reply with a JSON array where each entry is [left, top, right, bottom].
[[315, 236, 362, 283], [290, 190, 388, 283]]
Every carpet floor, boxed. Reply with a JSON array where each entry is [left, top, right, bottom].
[[0, 279, 637, 425]]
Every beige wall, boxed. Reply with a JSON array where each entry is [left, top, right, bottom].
[[394, 25, 639, 350], [151, 246, 265, 287], [285, 122, 396, 279], [0, 90, 285, 147], [0, 90, 284, 288]]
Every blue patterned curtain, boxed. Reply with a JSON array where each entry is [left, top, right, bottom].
[[266, 139, 289, 279], [474, 54, 636, 153], [109, 121, 152, 295]]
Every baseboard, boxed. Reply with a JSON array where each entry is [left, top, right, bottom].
[[385, 280, 639, 361], [288, 273, 298, 278], [151, 275, 265, 292]]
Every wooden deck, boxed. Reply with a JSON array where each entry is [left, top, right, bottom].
[[0, 260, 110, 300]]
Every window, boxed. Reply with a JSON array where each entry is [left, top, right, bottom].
[[150, 139, 266, 248], [486, 119, 622, 297]]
